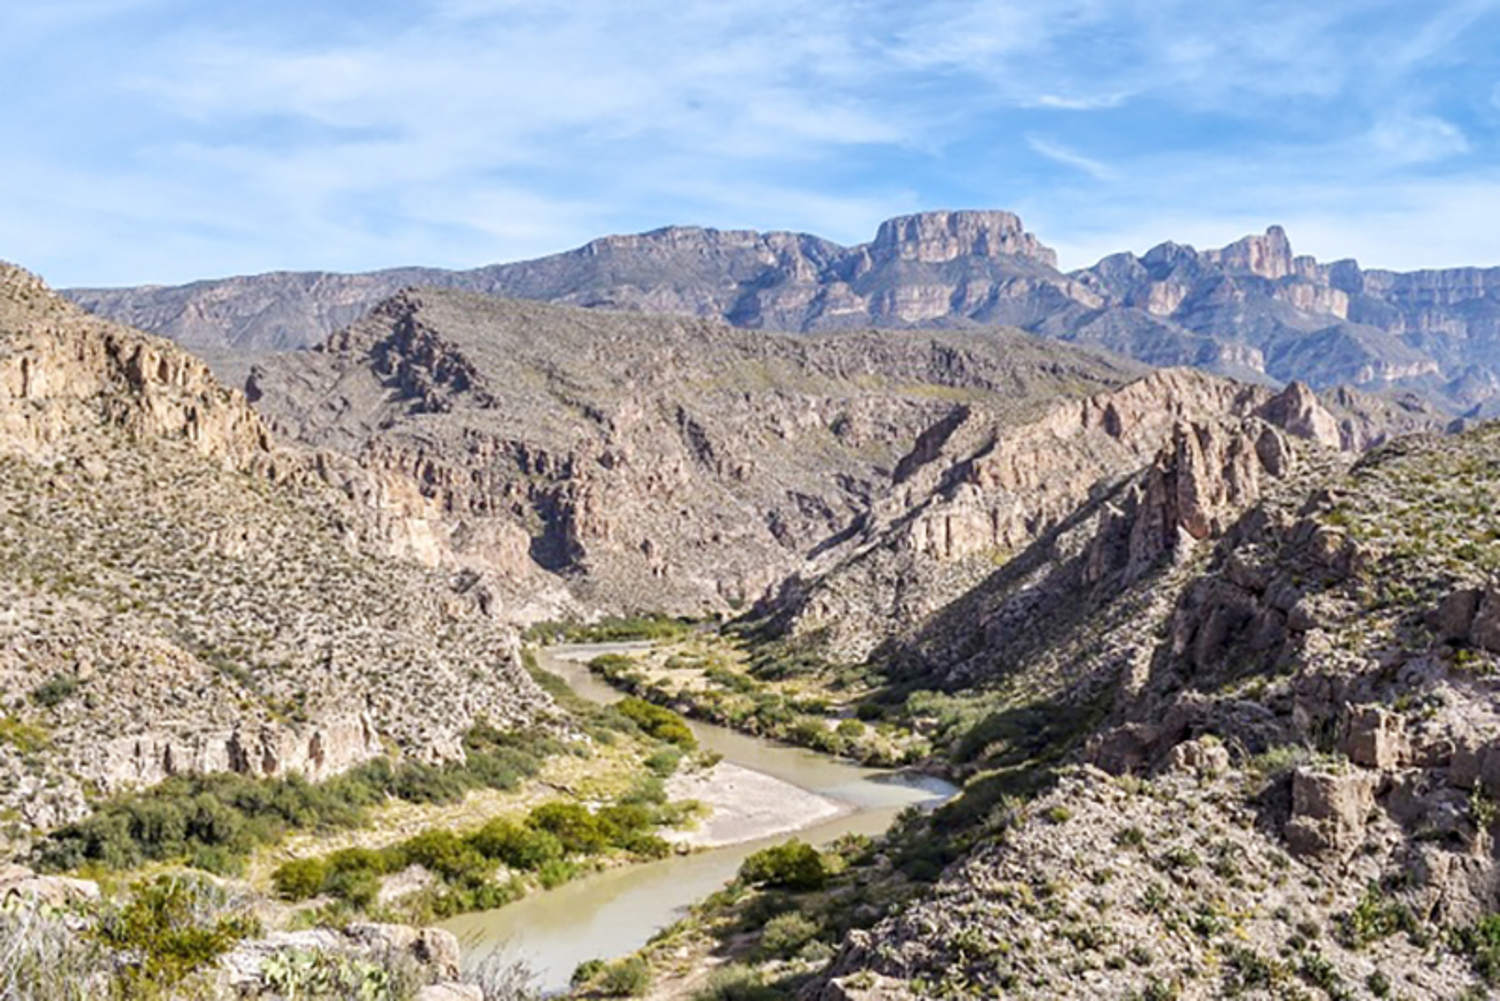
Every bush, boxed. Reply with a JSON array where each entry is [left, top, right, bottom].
[[272, 858, 328, 901], [758, 911, 819, 958], [644, 747, 683, 777], [30, 674, 79, 708], [468, 819, 563, 871], [95, 874, 260, 997], [397, 829, 493, 885], [598, 957, 651, 997], [692, 963, 786, 1001], [615, 698, 697, 750], [527, 802, 612, 855], [1454, 914, 1500, 984], [739, 840, 830, 892]]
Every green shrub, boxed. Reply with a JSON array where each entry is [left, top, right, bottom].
[[573, 958, 608, 986], [692, 963, 786, 1001], [397, 829, 493, 884], [1453, 914, 1500, 984], [30, 674, 79, 708], [598, 956, 651, 996], [527, 802, 612, 854], [644, 747, 683, 777], [758, 911, 819, 958], [272, 858, 328, 901], [468, 818, 563, 870], [95, 874, 259, 997], [739, 840, 830, 891], [615, 697, 698, 750], [537, 858, 578, 889]]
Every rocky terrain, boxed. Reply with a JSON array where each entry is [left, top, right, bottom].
[[238, 288, 1147, 618], [66, 211, 1500, 413], [792, 418, 1500, 1000], [0, 263, 557, 831]]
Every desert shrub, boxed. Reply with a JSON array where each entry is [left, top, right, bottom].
[[396, 829, 493, 885], [468, 819, 564, 871], [572, 958, 608, 986], [537, 859, 578, 889], [30, 674, 79, 708], [739, 840, 830, 891], [1454, 913, 1500, 984], [598, 956, 651, 996], [0, 903, 110, 1000], [758, 911, 820, 958], [692, 963, 787, 1001], [527, 802, 612, 854], [644, 747, 683, 777], [614, 698, 697, 750], [95, 874, 259, 998], [272, 857, 328, 901]]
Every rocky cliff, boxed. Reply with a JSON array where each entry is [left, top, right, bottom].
[[65, 211, 1496, 413], [0, 264, 555, 830]]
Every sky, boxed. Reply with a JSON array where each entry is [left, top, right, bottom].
[[4, 0, 1500, 287]]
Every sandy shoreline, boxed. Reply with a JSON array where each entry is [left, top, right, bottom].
[[664, 760, 847, 849]]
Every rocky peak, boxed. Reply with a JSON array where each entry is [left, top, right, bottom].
[[1203, 225, 1295, 280], [1253, 380, 1343, 449], [869, 210, 1058, 268]]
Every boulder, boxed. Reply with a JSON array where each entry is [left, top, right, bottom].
[[1166, 737, 1231, 776], [0, 864, 99, 907], [1430, 588, 1481, 643], [1284, 766, 1377, 857], [1471, 588, 1500, 652], [1343, 705, 1409, 770]]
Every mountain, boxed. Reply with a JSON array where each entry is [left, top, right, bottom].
[[0, 264, 555, 830], [237, 287, 1148, 618], [64, 211, 1500, 413]]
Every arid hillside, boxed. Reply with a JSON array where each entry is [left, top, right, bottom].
[[0, 264, 557, 833]]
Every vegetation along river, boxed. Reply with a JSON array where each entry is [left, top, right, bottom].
[[440, 642, 956, 994]]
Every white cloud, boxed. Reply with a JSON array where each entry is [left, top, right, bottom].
[[1025, 136, 1117, 181], [1367, 112, 1470, 164]]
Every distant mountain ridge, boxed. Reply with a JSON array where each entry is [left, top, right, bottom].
[[64, 210, 1500, 413]]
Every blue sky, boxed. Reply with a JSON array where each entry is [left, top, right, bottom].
[[4, 0, 1500, 287]]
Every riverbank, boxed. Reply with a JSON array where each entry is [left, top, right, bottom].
[[443, 643, 955, 995], [664, 761, 845, 849], [577, 633, 932, 767]]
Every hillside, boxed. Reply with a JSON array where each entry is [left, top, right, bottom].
[[65, 211, 1498, 414], [239, 289, 1149, 618], [791, 420, 1500, 999], [0, 264, 556, 833]]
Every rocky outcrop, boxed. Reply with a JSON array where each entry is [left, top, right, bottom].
[[1284, 766, 1379, 858], [220, 922, 464, 994]]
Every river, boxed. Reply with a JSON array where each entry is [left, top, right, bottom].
[[440, 642, 955, 994]]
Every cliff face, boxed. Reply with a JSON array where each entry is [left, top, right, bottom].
[[0, 265, 555, 829], [64, 212, 1499, 413]]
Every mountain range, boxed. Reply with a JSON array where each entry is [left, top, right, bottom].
[[65, 210, 1500, 415]]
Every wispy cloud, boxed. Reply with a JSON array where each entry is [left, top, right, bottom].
[[1025, 136, 1117, 181]]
